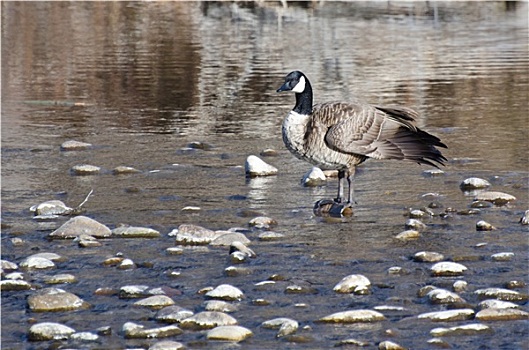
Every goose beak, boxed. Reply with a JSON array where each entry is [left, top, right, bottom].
[[276, 83, 290, 92]]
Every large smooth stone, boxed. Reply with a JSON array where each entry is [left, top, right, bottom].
[[207, 325, 253, 342], [205, 284, 244, 301], [48, 216, 111, 239], [112, 225, 161, 238], [245, 155, 278, 177], [180, 311, 237, 330], [473, 191, 516, 205], [475, 308, 529, 321], [173, 224, 222, 245], [301, 167, 326, 187], [418, 309, 474, 322], [333, 274, 371, 294], [28, 322, 76, 341], [28, 288, 89, 312]]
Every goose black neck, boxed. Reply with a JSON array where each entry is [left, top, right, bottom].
[[293, 80, 313, 115]]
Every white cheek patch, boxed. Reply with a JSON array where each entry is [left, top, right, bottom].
[[292, 76, 306, 93]]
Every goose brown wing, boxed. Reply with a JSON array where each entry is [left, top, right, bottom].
[[322, 102, 447, 167]]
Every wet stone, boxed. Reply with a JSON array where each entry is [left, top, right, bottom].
[[301, 167, 326, 187], [134, 295, 175, 309], [260, 148, 279, 157], [28, 287, 89, 312], [475, 308, 529, 321], [470, 200, 494, 208], [118, 258, 136, 270], [180, 311, 238, 330], [20, 256, 55, 270], [0, 279, 32, 291], [520, 210, 529, 225], [205, 284, 244, 301], [204, 300, 238, 313], [333, 274, 371, 294], [30, 252, 63, 261], [426, 338, 451, 348], [43, 273, 77, 284], [30, 200, 73, 216], [395, 230, 420, 240], [172, 224, 222, 245], [474, 288, 528, 302], [188, 141, 214, 150], [207, 325, 253, 342], [505, 280, 526, 289], [473, 191, 516, 206], [405, 219, 426, 230], [422, 169, 445, 177], [378, 340, 407, 350], [334, 338, 371, 347], [460, 177, 491, 190], [112, 225, 161, 238], [28, 322, 76, 341], [71, 164, 101, 175], [112, 166, 141, 174], [413, 251, 445, 262], [258, 231, 285, 241], [427, 288, 465, 304], [49, 215, 111, 239], [285, 283, 318, 294], [119, 285, 150, 299], [476, 220, 496, 231], [155, 305, 194, 323], [76, 234, 102, 247], [61, 140, 92, 151], [409, 209, 427, 218], [430, 261, 467, 276], [70, 332, 99, 342], [229, 241, 256, 258], [210, 231, 250, 246], [149, 340, 186, 350], [453, 280, 468, 293], [491, 252, 514, 261], [1, 260, 18, 271], [224, 266, 252, 277], [245, 155, 278, 177], [4, 272, 24, 280], [418, 309, 474, 322], [122, 322, 183, 339], [478, 299, 520, 310], [319, 310, 385, 323], [430, 323, 492, 337], [249, 216, 277, 229]]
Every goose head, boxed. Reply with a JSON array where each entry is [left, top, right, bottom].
[[277, 71, 307, 93]]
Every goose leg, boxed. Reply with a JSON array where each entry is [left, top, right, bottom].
[[346, 169, 356, 205], [335, 170, 346, 203]]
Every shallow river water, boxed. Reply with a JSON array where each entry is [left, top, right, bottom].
[[1, 2, 528, 349]]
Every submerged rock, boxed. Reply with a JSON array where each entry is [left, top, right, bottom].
[[395, 230, 420, 240], [28, 322, 76, 341], [475, 308, 529, 321], [258, 231, 284, 241], [245, 155, 278, 177], [149, 341, 185, 350], [427, 288, 465, 304], [123, 322, 182, 339], [262, 318, 299, 337], [112, 166, 141, 175], [172, 224, 222, 245], [430, 323, 492, 337], [20, 256, 55, 270], [413, 251, 445, 263], [301, 167, 326, 187], [405, 219, 426, 231], [112, 225, 161, 238], [476, 220, 496, 231], [430, 261, 467, 276], [28, 287, 89, 312], [474, 191, 516, 206], [319, 310, 385, 323], [204, 300, 238, 313], [1, 279, 32, 291], [333, 274, 371, 294], [180, 311, 237, 330], [378, 340, 407, 350], [460, 177, 491, 190], [491, 252, 514, 261], [248, 216, 277, 229], [134, 295, 175, 309], [474, 288, 528, 302], [205, 284, 244, 301], [60, 140, 92, 151], [49, 216, 111, 239], [155, 305, 194, 323], [70, 164, 101, 175], [210, 231, 250, 246], [30, 200, 73, 216], [478, 299, 520, 310], [43, 273, 77, 284], [418, 309, 474, 322], [229, 241, 256, 258], [207, 325, 253, 342]]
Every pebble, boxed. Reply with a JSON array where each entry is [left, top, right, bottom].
[[378, 340, 407, 350], [474, 288, 528, 302], [405, 219, 426, 231], [19, 256, 56, 270], [426, 288, 465, 304], [112, 166, 141, 174], [134, 295, 175, 309], [155, 305, 194, 323], [334, 338, 370, 347], [476, 220, 496, 231], [520, 210, 529, 224], [475, 308, 529, 321], [260, 148, 279, 157], [28, 322, 76, 341], [30, 200, 73, 216], [249, 216, 277, 229], [118, 258, 136, 270], [395, 230, 420, 240], [319, 309, 386, 323], [301, 167, 326, 187], [413, 251, 445, 263], [122, 322, 183, 339], [205, 284, 244, 301], [76, 234, 102, 247], [473, 191, 516, 205], [206, 325, 253, 342], [119, 285, 150, 298], [70, 164, 101, 175], [453, 280, 468, 293], [48, 215, 112, 239], [210, 231, 251, 246], [333, 274, 371, 294], [470, 200, 493, 208], [180, 311, 237, 330], [418, 309, 474, 322], [43, 273, 77, 284], [27, 287, 89, 312], [1, 279, 33, 291], [408, 209, 427, 218], [258, 231, 285, 240], [188, 141, 214, 150], [149, 340, 185, 350], [430, 261, 467, 276], [60, 140, 92, 151], [70, 332, 99, 342], [430, 323, 492, 337], [422, 169, 445, 177], [172, 224, 222, 245], [204, 300, 238, 313], [224, 266, 252, 277], [460, 177, 491, 190], [1, 260, 18, 271], [262, 318, 299, 337], [245, 155, 278, 177], [505, 280, 526, 289], [478, 299, 520, 310], [491, 252, 514, 261], [112, 225, 161, 238]]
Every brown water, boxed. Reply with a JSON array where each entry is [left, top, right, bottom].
[[2, 2, 528, 349]]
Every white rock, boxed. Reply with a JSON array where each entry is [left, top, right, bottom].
[[70, 332, 99, 342], [0, 279, 32, 291], [319, 310, 385, 323], [30, 200, 73, 216], [430, 261, 467, 276], [430, 323, 491, 337], [245, 155, 278, 177], [112, 226, 161, 238], [204, 300, 238, 313], [28, 322, 76, 341], [460, 177, 491, 190], [155, 305, 194, 323], [405, 219, 426, 230], [474, 191, 516, 205], [206, 325, 253, 342], [478, 299, 520, 310], [134, 295, 175, 309], [475, 308, 529, 321], [414, 251, 444, 262], [180, 311, 237, 330], [333, 274, 371, 294], [61, 140, 92, 151], [49, 216, 111, 239], [229, 241, 256, 258], [205, 284, 244, 301], [378, 340, 407, 350], [301, 167, 326, 187], [427, 288, 465, 304], [19, 256, 55, 270], [173, 224, 222, 245], [1, 260, 18, 270], [210, 232, 251, 246], [453, 280, 468, 293], [491, 252, 514, 261], [122, 322, 183, 339], [520, 210, 529, 225], [474, 288, 528, 302], [149, 340, 185, 350], [418, 309, 474, 322], [71, 164, 101, 175], [395, 230, 420, 240], [476, 220, 496, 231]]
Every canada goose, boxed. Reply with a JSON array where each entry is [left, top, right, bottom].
[[277, 70, 447, 206]]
